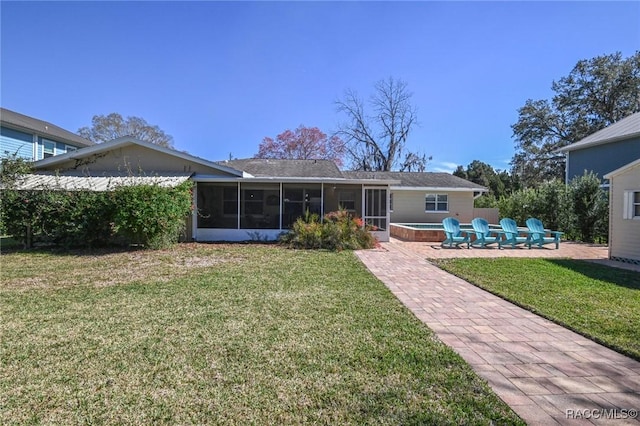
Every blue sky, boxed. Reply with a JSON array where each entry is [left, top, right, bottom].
[[1, 1, 638, 172]]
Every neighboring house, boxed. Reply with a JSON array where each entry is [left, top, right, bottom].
[[604, 159, 640, 264], [558, 112, 640, 185], [0, 107, 94, 161], [26, 137, 486, 242], [342, 171, 487, 223]]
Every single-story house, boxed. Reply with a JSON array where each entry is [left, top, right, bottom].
[[25, 137, 487, 242], [604, 159, 640, 264], [557, 112, 640, 185], [342, 171, 487, 224], [1, 107, 94, 161]]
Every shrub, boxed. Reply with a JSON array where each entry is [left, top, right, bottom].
[[496, 173, 608, 243], [284, 213, 324, 249], [0, 181, 193, 250], [497, 187, 538, 226], [474, 194, 498, 208], [112, 182, 193, 249], [280, 209, 378, 251], [0, 155, 33, 189]]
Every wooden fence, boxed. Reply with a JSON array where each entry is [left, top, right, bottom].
[[472, 208, 499, 224]]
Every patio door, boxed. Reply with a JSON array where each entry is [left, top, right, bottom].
[[364, 187, 389, 242]]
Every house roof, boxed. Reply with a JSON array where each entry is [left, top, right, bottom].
[[342, 171, 487, 191], [219, 159, 485, 190], [0, 107, 94, 148], [603, 158, 640, 179], [8, 172, 193, 191], [33, 136, 245, 177], [26, 138, 484, 190], [220, 158, 345, 178], [558, 112, 640, 153]]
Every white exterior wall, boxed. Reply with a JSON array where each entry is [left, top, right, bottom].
[[609, 165, 640, 263], [390, 190, 476, 223]]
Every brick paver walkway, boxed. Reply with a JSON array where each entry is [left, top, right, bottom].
[[356, 241, 640, 425]]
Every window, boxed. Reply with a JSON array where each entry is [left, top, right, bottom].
[[43, 140, 55, 158], [338, 191, 356, 211], [389, 193, 394, 212], [624, 190, 640, 219], [425, 194, 448, 212]]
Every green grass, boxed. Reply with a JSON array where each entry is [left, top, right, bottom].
[[432, 258, 640, 360], [0, 244, 523, 425]]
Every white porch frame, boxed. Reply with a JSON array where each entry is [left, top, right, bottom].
[[191, 177, 395, 242]]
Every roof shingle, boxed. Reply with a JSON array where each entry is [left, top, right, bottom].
[[220, 158, 344, 178], [342, 171, 486, 190], [222, 159, 484, 189]]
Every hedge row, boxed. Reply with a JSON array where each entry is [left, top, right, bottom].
[[497, 172, 608, 243], [0, 181, 193, 249]]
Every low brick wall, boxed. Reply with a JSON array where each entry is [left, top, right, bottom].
[[390, 224, 445, 242]]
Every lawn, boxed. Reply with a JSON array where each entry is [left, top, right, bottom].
[[0, 244, 523, 425], [432, 258, 640, 360]]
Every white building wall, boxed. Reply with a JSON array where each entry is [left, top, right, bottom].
[[390, 190, 476, 223], [609, 165, 640, 263]]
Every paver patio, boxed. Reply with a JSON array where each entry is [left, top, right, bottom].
[[356, 239, 640, 425]]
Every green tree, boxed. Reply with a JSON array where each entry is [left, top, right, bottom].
[[533, 180, 567, 232], [566, 172, 608, 243], [497, 169, 521, 196], [511, 51, 640, 187], [454, 160, 518, 206], [336, 77, 431, 171], [78, 113, 174, 148]]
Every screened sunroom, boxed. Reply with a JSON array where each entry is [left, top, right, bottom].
[[192, 179, 393, 242]]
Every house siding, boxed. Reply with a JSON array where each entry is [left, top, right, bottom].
[[37, 144, 239, 177], [390, 190, 475, 223], [1, 125, 87, 161], [1, 126, 34, 159], [609, 164, 640, 263], [567, 137, 640, 183]]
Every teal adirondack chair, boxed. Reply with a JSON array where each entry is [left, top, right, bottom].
[[526, 218, 563, 249], [498, 218, 530, 248], [441, 217, 470, 248], [470, 217, 501, 248]]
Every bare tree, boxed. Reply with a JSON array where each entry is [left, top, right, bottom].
[[336, 77, 429, 171]]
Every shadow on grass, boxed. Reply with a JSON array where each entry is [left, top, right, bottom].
[[0, 244, 144, 257], [544, 259, 640, 291], [0, 241, 280, 257]]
